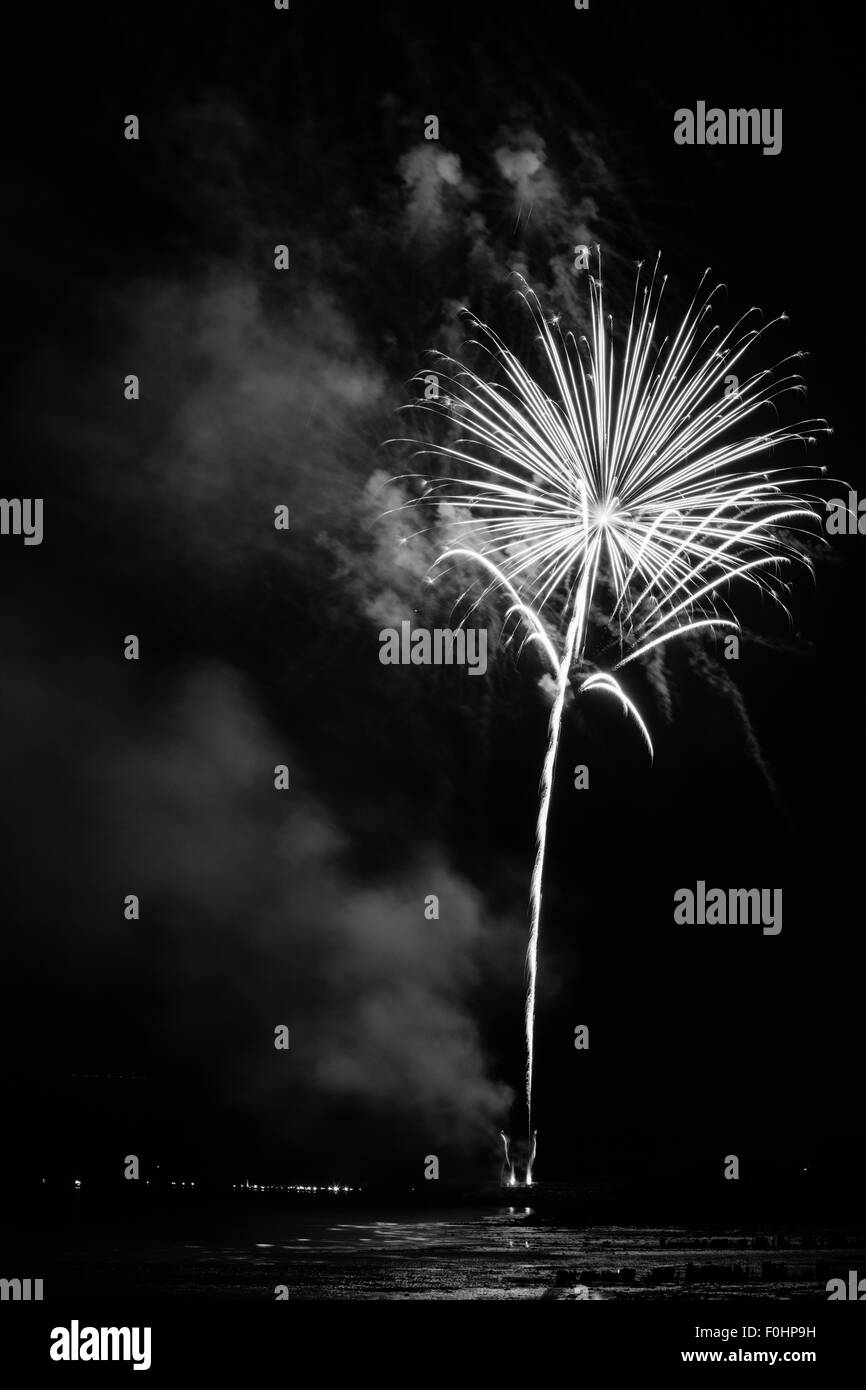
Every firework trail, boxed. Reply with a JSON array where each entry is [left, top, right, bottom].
[[396, 251, 828, 1175], [500, 1131, 516, 1186]]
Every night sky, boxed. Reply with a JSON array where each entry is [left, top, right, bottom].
[[0, 1, 859, 1202]]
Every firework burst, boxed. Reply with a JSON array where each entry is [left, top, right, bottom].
[[393, 251, 828, 1183]]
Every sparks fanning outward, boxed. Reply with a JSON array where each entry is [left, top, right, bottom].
[[499, 1131, 516, 1187], [395, 252, 829, 1183]]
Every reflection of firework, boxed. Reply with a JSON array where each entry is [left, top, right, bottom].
[[526, 1129, 537, 1188], [398, 252, 828, 1176]]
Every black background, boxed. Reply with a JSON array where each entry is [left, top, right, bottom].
[[0, 1, 859, 1212]]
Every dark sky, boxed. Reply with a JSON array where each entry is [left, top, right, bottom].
[[0, 1, 859, 1195]]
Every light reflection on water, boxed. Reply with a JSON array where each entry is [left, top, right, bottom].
[[197, 1211, 856, 1295], [19, 1208, 862, 1300]]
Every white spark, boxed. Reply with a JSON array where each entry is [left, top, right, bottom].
[[396, 251, 828, 1168]]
